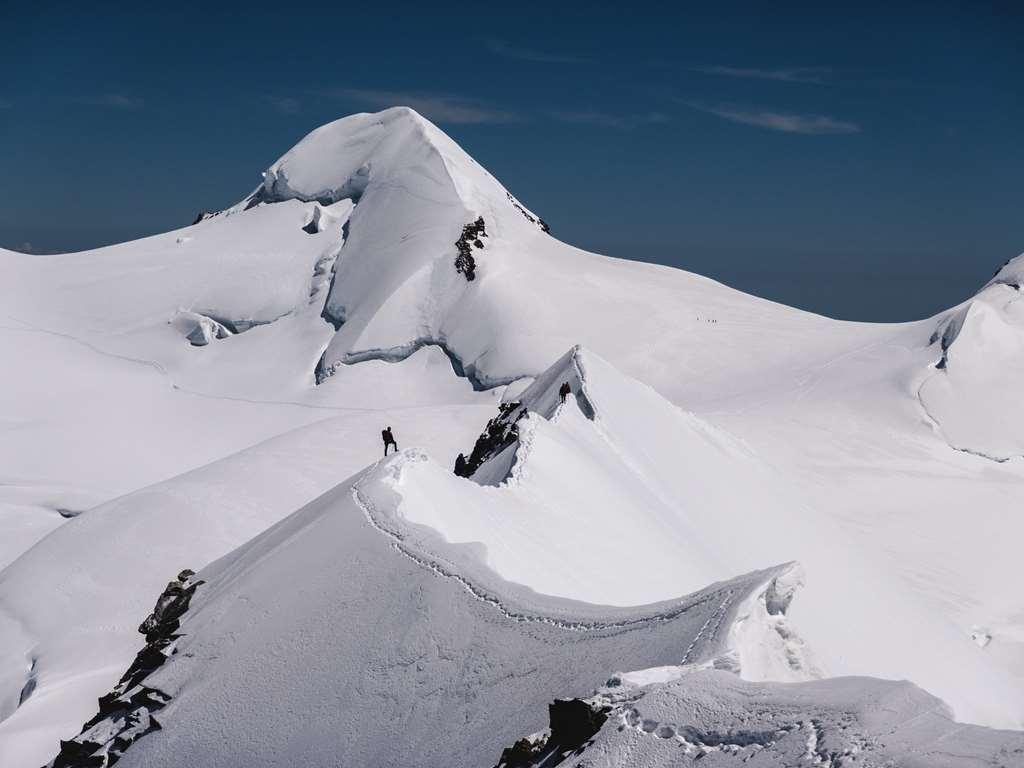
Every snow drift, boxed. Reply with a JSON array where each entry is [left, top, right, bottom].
[[388, 345, 1024, 727]]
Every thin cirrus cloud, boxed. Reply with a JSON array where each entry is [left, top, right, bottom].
[[485, 39, 588, 64], [693, 65, 832, 84], [79, 93, 145, 109], [549, 110, 669, 130], [686, 103, 860, 135], [265, 96, 301, 115], [330, 89, 521, 124]]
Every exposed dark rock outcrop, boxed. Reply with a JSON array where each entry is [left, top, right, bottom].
[[495, 698, 609, 767], [548, 698, 609, 749], [455, 400, 528, 477], [506, 193, 550, 233], [47, 570, 203, 768], [455, 217, 487, 281]]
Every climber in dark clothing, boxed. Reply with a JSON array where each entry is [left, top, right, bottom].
[[559, 381, 571, 403], [454, 453, 468, 477], [382, 427, 398, 457]]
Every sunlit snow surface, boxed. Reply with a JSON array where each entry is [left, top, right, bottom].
[[0, 107, 1021, 767]]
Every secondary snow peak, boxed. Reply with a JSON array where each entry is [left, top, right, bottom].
[[920, 252, 1024, 459]]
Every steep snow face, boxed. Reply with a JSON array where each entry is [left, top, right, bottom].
[[920, 253, 1024, 460], [57, 458, 789, 768], [390, 347, 1023, 728], [240, 107, 551, 384], [231, 108, 870, 402]]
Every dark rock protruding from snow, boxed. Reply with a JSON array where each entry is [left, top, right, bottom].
[[138, 569, 199, 641], [506, 192, 550, 233], [457, 399, 528, 477], [458, 346, 594, 483], [495, 698, 609, 767], [47, 570, 203, 768], [190, 211, 218, 225], [455, 216, 487, 281], [548, 698, 609, 750]]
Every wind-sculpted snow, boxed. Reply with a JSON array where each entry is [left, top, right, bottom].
[[395, 345, 1023, 728], [457, 346, 595, 482], [72, 459, 791, 768], [920, 252, 1024, 460], [499, 668, 1024, 767]]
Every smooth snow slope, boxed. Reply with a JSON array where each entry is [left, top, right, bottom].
[[0, 106, 1021, 766]]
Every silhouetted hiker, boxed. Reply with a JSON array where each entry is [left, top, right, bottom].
[[454, 453, 468, 477], [382, 426, 398, 456], [559, 381, 571, 403]]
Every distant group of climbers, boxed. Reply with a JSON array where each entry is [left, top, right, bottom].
[[379, 380, 573, 476]]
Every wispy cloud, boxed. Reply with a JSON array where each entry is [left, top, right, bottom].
[[549, 110, 669, 130], [485, 39, 587, 64], [686, 103, 860, 134], [80, 93, 144, 109], [693, 65, 831, 84], [265, 96, 301, 115], [330, 89, 521, 124]]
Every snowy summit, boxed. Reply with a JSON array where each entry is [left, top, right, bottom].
[[0, 107, 1022, 768]]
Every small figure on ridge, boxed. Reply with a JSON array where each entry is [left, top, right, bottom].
[[559, 381, 571, 404], [382, 426, 398, 457]]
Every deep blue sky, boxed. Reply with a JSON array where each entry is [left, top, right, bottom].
[[2, 2, 1021, 320]]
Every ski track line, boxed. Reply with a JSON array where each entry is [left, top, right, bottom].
[[350, 472, 735, 635]]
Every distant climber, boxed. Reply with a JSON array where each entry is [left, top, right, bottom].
[[454, 453, 468, 477], [382, 426, 398, 456], [559, 381, 571, 403]]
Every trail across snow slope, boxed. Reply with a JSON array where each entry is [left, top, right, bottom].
[[69, 458, 792, 768], [392, 347, 1023, 728]]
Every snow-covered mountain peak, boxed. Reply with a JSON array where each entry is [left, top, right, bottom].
[[986, 251, 1024, 290], [238, 106, 545, 228], [919, 251, 1024, 459]]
